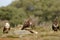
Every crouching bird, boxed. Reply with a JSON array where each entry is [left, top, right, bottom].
[[21, 18, 34, 33]]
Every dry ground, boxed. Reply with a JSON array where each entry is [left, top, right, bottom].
[[0, 24, 60, 40], [0, 38, 20, 40]]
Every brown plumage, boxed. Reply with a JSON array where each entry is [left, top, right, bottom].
[[3, 22, 10, 34], [3, 27, 10, 33], [21, 18, 32, 30], [52, 18, 59, 31]]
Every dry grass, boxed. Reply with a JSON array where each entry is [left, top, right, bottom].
[[0, 26, 60, 40]]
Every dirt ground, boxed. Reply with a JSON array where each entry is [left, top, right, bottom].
[[0, 23, 60, 40], [0, 38, 20, 40]]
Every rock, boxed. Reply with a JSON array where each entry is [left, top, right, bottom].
[[14, 30, 31, 35]]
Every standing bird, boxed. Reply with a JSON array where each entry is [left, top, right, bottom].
[[3, 22, 10, 34], [52, 18, 59, 31]]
